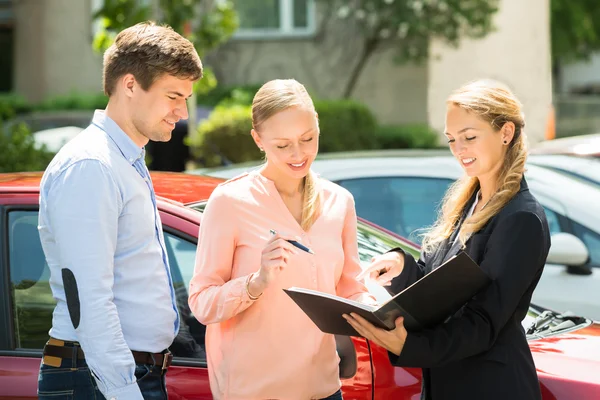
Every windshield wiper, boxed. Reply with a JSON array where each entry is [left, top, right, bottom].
[[526, 310, 586, 335]]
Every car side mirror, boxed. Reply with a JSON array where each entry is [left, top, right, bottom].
[[547, 233, 591, 274]]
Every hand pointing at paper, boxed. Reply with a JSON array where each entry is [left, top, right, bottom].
[[357, 251, 405, 286]]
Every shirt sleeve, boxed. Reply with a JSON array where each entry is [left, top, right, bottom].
[[46, 160, 143, 399], [188, 186, 257, 325], [389, 211, 549, 368], [335, 192, 375, 304]]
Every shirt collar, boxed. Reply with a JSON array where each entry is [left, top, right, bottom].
[[92, 110, 145, 165]]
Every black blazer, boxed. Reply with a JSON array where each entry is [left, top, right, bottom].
[[388, 178, 551, 400]]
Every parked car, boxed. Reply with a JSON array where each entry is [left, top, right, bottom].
[[1, 172, 599, 399], [530, 133, 600, 157], [190, 151, 600, 320], [528, 154, 600, 187], [32, 126, 85, 152]]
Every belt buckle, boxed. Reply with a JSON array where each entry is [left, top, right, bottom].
[[161, 352, 171, 372]]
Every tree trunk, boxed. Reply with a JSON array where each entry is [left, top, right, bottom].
[[342, 38, 379, 98]]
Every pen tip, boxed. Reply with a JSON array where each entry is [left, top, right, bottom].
[[308, 249, 315, 254]]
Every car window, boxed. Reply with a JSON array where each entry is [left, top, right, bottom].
[[163, 232, 206, 360], [8, 210, 53, 350], [6, 209, 207, 360], [571, 221, 600, 267], [336, 177, 453, 243]]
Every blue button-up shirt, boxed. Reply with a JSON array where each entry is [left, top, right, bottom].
[[38, 110, 179, 399]]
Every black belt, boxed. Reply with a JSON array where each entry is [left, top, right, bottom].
[[43, 342, 173, 371]]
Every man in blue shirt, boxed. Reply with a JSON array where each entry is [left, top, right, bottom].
[[37, 21, 203, 400]]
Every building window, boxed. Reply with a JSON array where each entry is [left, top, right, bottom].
[[233, 0, 316, 39]]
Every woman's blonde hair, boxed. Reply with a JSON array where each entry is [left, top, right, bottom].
[[421, 79, 528, 254], [251, 79, 321, 231]]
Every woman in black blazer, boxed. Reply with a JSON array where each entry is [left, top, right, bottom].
[[344, 79, 551, 400]]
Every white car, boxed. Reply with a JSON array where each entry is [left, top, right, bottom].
[[190, 150, 600, 320], [528, 154, 600, 187], [32, 126, 84, 153]]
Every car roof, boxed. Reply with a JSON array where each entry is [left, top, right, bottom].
[[528, 154, 600, 186], [0, 171, 224, 205], [193, 152, 600, 228], [189, 149, 455, 179], [531, 134, 600, 156]]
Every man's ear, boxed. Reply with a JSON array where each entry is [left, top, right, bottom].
[[121, 74, 136, 99]]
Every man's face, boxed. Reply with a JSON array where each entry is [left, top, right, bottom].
[[130, 74, 194, 143]]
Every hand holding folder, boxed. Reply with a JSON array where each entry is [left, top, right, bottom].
[[284, 251, 490, 337]]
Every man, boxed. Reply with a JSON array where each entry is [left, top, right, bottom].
[[37, 22, 203, 399]]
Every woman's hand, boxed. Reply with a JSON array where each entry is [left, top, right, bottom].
[[343, 313, 408, 356], [357, 251, 405, 286], [248, 233, 299, 297]]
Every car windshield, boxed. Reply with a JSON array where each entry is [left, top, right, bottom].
[[186, 202, 591, 339]]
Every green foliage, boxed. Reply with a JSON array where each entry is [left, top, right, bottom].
[[187, 104, 256, 167], [551, 0, 600, 63], [92, 0, 238, 57], [0, 94, 32, 120], [194, 68, 219, 97], [92, 0, 238, 106], [0, 121, 55, 173], [34, 92, 109, 111], [196, 84, 262, 107], [188, 98, 385, 167], [313, 99, 378, 152], [92, 0, 152, 52], [375, 124, 440, 149]]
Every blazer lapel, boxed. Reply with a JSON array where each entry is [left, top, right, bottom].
[[437, 177, 528, 266], [440, 190, 479, 264]]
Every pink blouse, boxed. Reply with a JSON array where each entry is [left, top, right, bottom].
[[188, 170, 373, 399]]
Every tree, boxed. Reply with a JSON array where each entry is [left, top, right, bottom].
[[551, 0, 600, 64], [321, 0, 500, 98], [550, 0, 600, 92], [92, 0, 239, 96]]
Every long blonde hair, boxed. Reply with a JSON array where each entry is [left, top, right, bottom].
[[421, 79, 528, 254], [251, 79, 321, 231]]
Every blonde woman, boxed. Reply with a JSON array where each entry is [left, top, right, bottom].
[[188, 79, 374, 399], [345, 80, 551, 400]]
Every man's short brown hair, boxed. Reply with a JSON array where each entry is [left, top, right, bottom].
[[103, 21, 203, 96]]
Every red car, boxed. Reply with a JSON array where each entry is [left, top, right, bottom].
[[0, 172, 599, 399]]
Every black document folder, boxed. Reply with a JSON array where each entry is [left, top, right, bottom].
[[284, 251, 491, 337]]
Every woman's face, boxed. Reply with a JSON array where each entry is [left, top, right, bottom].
[[444, 104, 512, 182], [252, 105, 320, 181]]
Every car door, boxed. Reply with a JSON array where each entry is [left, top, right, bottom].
[[533, 205, 600, 320], [0, 204, 214, 399], [0, 205, 51, 399]]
